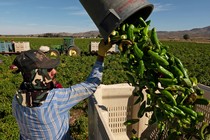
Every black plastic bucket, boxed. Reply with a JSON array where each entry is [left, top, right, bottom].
[[79, 0, 154, 40]]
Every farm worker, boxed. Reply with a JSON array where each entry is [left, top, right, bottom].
[[39, 45, 63, 88], [12, 39, 112, 140]]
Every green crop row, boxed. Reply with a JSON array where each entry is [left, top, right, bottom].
[[0, 37, 209, 139], [165, 41, 210, 86]]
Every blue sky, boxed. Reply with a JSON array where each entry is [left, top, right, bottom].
[[0, 0, 209, 35]]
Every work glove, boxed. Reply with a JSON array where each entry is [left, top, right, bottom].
[[98, 38, 112, 57], [118, 40, 133, 52]]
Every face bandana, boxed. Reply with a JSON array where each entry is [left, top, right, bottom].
[[16, 69, 54, 107]]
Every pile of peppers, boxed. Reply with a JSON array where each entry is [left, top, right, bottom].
[[109, 17, 210, 140]]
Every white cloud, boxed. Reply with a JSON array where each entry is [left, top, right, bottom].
[[62, 6, 80, 10], [61, 5, 87, 16], [55, 5, 87, 16], [153, 3, 174, 12], [68, 10, 87, 16]]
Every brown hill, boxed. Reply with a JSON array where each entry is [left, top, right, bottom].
[[72, 31, 100, 38], [157, 26, 210, 40], [13, 26, 209, 41], [51, 31, 100, 38], [72, 26, 210, 41]]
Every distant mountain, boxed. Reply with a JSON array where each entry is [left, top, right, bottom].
[[156, 26, 210, 40], [51, 31, 100, 38], [7, 26, 209, 40], [72, 31, 100, 38], [73, 26, 210, 40]]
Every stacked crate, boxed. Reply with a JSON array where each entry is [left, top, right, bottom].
[[0, 42, 12, 53], [14, 42, 30, 52]]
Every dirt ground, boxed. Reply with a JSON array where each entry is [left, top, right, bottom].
[[161, 38, 210, 44], [69, 109, 86, 125]]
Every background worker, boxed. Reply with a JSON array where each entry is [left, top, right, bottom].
[[12, 39, 112, 140]]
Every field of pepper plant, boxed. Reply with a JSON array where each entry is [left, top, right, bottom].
[[0, 37, 210, 139]]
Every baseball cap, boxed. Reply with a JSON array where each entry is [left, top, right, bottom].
[[13, 50, 60, 72]]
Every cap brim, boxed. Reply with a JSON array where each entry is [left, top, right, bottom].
[[39, 58, 60, 69]]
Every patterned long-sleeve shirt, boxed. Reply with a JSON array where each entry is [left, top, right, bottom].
[[12, 61, 103, 140]]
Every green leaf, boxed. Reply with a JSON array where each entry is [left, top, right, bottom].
[[123, 119, 139, 126]]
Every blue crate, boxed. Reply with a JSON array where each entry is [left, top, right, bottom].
[[5, 42, 13, 52], [0, 42, 12, 52]]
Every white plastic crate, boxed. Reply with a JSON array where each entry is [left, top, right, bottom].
[[88, 83, 210, 140], [89, 41, 119, 54], [90, 41, 100, 53], [88, 83, 150, 140], [14, 42, 30, 52]]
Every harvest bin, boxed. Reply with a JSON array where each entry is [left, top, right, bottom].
[[79, 0, 153, 40], [88, 83, 151, 140], [88, 83, 210, 140]]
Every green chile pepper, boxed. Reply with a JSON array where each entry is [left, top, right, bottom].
[[142, 25, 149, 37], [157, 65, 174, 78], [170, 65, 184, 78], [138, 17, 147, 27], [194, 97, 210, 105], [127, 24, 135, 41], [181, 118, 191, 125], [172, 106, 186, 117], [146, 20, 151, 26], [137, 60, 145, 79], [181, 78, 193, 87], [127, 24, 143, 42], [163, 109, 175, 119], [133, 43, 144, 60], [166, 52, 175, 65], [178, 105, 197, 118], [121, 24, 126, 32], [151, 28, 161, 51], [174, 57, 189, 78], [160, 48, 167, 56], [148, 50, 169, 66], [199, 122, 209, 140], [160, 89, 177, 106], [174, 56, 184, 67], [165, 85, 186, 92], [157, 98, 176, 114], [158, 78, 178, 86], [194, 87, 204, 95]]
